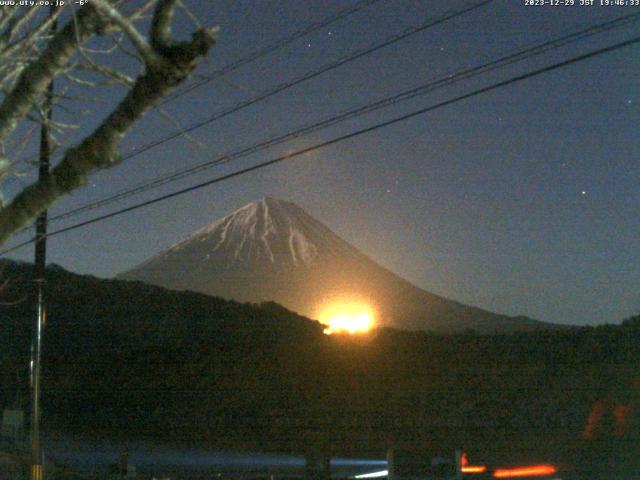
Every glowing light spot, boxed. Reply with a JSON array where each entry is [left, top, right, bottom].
[[462, 466, 487, 473], [318, 301, 375, 335], [461, 453, 487, 474], [492, 464, 557, 478]]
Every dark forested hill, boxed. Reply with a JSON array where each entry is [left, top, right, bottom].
[[1, 260, 638, 474]]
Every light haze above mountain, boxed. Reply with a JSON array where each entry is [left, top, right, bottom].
[[118, 197, 556, 333]]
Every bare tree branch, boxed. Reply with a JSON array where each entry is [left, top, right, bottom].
[[74, 61, 135, 86], [0, 1, 217, 246], [91, 0, 160, 65], [127, 0, 159, 22], [0, 5, 113, 144]]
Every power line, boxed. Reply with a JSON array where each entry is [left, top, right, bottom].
[[47, 11, 640, 223], [117, 0, 494, 163], [7, 0, 498, 241], [2, 33, 637, 256], [161, 0, 383, 104], [13, 0, 382, 170], [14, 0, 494, 205], [45, 0, 497, 222]]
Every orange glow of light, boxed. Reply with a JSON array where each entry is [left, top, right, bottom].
[[317, 301, 375, 335], [461, 453, 487, 474], [492, 465, 557, 478], [462, 466, 488, 474]]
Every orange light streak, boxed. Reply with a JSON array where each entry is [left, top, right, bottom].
[[492, 465, 557, 478], [460, 453, 487, 474], [462, 465, 488, 473]]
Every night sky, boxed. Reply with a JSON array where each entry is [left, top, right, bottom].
[[4, 0, 639, 326]]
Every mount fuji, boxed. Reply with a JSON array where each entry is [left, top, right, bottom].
[[117, 197, 554, 333]]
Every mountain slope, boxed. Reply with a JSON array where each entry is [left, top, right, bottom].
[[118, 197, 554, 333]]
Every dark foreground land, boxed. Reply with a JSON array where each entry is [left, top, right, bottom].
[[0, 260, 638, 478]]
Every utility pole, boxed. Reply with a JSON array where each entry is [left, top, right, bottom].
[[31, 7, 56, 480]]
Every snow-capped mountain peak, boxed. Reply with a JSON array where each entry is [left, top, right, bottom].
[[146, 197, 360, 271], [118, 197, 553, 334]]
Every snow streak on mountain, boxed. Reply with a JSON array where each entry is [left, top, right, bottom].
[[161, 197, 363, 270], [118, 197, 554, 333]]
